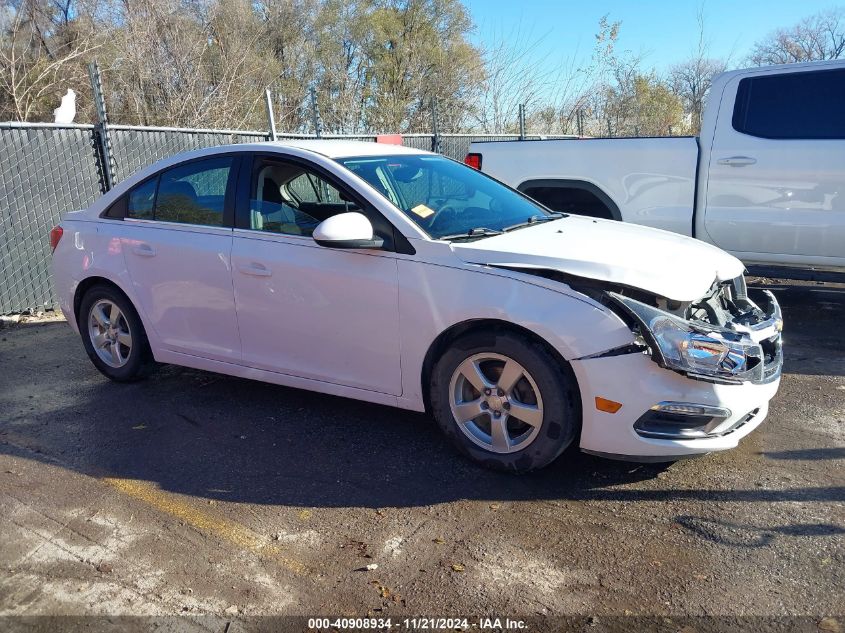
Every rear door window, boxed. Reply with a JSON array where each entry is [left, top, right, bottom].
[[732, 69, 845, 139], [154, 157, 233, 226]]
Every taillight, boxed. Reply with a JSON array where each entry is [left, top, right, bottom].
[[49, 225, 63, 252], [464, 153, 482, 170]]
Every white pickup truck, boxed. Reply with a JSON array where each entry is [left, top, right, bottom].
[[467, 60, 845, 279]]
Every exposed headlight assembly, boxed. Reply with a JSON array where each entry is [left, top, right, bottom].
[[608, 292, 764, 384]]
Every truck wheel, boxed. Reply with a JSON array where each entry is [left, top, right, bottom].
[[79, 285, 155, 382], [430, 330, 580, 473]]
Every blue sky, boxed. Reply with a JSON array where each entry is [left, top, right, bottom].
[[463, 0, 840, 72]]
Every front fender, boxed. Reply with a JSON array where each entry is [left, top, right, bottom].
[[396, 259, 635, 409]]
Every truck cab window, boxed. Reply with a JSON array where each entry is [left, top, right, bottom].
[[733, 69, 845, 139]]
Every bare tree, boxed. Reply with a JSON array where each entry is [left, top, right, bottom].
[[471, 21, 554, 133], [561, 14, 621, 136], [103, 0, 277, 129], [259, 0, 319, 133], [518, 16, 623, 136], [360, 0, 484, 133], [311, 0, 371, 133], [582, 15, 647, 137], [748, 7, 845, 65], [0, 0, 99, 121], [14, 0, 842, 136], [669, 58, 725, 132], [669, 5, 726, 133]]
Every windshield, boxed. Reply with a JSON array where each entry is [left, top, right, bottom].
[[337, 154, 553, 240]]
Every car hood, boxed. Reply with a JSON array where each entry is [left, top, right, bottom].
[[450, 216, 745, 302]]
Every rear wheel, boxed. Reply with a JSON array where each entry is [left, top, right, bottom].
[[79, 285, 155, 382], [430, 330, 580, 472]]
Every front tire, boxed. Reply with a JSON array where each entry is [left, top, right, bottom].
[[430, 330, 580, 473], [79, 285, 155, 382]]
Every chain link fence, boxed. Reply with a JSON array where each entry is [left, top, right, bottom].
[[0, 122, 563, 314], [1, 123, 104, 314], [109, 126, 273, 183]]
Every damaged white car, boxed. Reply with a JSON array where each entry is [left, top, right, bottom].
[[51, 141, 783, 472]]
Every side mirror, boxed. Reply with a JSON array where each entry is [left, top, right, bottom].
[[312, 212, 384, 249]]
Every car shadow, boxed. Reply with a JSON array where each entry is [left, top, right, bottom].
[[1, 360, 844, 509], [1, 279, 844, 509], [762, 448, 845, 461], [673, 515, 845, 548]]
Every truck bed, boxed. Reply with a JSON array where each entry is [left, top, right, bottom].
[[473, 137, 700, 236]]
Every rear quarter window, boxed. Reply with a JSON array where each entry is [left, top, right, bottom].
[[127, 177, 157, 220]]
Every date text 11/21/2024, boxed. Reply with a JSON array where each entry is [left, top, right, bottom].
[[307, 617, 527, 630]]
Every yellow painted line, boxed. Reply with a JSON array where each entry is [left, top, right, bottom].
[[102, 477, 307, 575]]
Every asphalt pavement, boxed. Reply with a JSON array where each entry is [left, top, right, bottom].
[[0, 281, 843, 631]]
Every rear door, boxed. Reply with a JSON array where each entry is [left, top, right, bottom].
[[120, 154, 242, 362], [704, 67, 845, 267]]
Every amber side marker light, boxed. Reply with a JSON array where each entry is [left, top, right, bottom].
[[595, 397, 623, 414]]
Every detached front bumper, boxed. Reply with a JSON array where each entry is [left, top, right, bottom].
[[571, 351, 780, 461]]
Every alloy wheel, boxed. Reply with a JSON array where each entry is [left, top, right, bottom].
[[448, 352, 544, 454], [88, 299, 133, 368]]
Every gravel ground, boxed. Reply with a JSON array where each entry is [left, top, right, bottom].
[[0, 281, 842, 631]]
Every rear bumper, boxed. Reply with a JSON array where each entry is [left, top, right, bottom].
[[571, 352, 780, 460], [50, 252, 80, 334]]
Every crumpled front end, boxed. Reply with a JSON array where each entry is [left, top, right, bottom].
[[570, 274, 783, 461], [607, 276, 783, 386]]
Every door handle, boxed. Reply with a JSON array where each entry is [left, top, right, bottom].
[[717, 156, 757, 167], [132, 243, 156, 257], [238, 263, 272, 277]]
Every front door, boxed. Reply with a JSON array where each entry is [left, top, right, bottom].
[[230, 155, 402, 395], [704, 68, 845, 268]]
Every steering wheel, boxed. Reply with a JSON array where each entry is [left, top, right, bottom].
[[425, 204, 457, 233]]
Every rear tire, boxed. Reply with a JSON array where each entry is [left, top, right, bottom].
[[79, 285, 155, 382], [430, 330, 580, 473]]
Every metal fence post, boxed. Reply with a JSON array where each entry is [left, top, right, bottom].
[[518, 104, 526, 140], [309, 86, 323, 139], [430, 99, 442, 154], [87, 61, 116, 191], [265, 88, 278, 141]]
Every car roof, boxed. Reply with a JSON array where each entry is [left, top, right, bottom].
[[81, 139, 437, 223], [714, 58, 845, 83], [265, 139, 432, 159]]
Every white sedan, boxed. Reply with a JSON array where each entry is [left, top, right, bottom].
[[50, 141, 783, 471]]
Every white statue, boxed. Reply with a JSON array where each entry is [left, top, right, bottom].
[[53, 89, 77, 124]]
